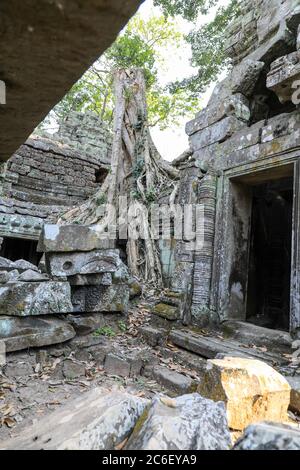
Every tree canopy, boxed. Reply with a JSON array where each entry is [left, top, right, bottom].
[[41, 14, 198, 132], [155, 0, 240, 95], [39, 1, 241, 134]]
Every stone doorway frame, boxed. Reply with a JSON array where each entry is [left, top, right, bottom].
[[211, 152, 300, 334]]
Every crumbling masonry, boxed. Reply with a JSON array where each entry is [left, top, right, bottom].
[[1, 0, 300, 357]]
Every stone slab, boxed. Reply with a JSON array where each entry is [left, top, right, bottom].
[[221, 320, 292, 353], [46, 249, 127, 278], [169, 329, 286, 365], [152, 303, 180, 321], [186, 94, 250, 136], [38, 224, 115, 253], [0, 316, 75, 352], [104, 353, 131, 377], [234, 422, 300, 450], [0, 281, 72, 316], [152, 366, 194, 395], [126, 393, 231, 450], [189, 116, 245, 152], [0, 389, 148, 450]]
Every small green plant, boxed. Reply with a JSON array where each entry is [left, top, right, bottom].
[[96, 193, 107, 205], [145, 187, 156, 204], [93, 326, 116, 337], [132, 158, 145, 179], [118, 320, 127, 332], [131, 189, 142, 200]]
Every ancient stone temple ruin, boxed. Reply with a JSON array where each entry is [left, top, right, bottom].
[[174, 0, 300, 335], [1, 0, 300, 353], [0, 112, 111, 263], [2, 0, 300, 451]]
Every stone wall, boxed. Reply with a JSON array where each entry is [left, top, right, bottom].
[[0, 112, 112, 241], [51, 111, 112, 162], [173, 0, 300, 331]]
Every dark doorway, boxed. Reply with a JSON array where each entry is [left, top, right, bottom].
[[0, 237, 42, 266], [247, 177, 293, 331]]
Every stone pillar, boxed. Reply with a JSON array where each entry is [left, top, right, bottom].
[[191, 172, 218, 325], [171, 164, 200, 295]]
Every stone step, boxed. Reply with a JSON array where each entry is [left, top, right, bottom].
[[221, 320, 292, 353], [151, 303, 180, 321], [158, 346, 208, 376], [151, 366, 195, 395], [169, 329, 286, 366], [159, 295, 182, 307]]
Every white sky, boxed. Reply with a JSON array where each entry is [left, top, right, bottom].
[[44, 0, 230, 161], [138, 0, 230, 160]]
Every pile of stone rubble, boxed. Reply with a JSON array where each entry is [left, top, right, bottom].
[[0, 223, 130, 353], [1, 356, 300, 450]]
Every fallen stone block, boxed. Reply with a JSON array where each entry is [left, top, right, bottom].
[[197, 357, 291, 431], [62, 359, 86, 380], [0, 269, 19, 283], [230, 59, 264, 97], [12, 259, 39, 273], [126, 393, 231, 450], [0, 281, 73, 316], [0, 257, 15, 271], [0, 316, 75, 352], [152, 366, 194, 395], [234, 422, 300, 450], [208, 60, 264, 106], [72, 284, 129, 313], [66, 313, 108, 335], [221, 320, 292, 353], [286, 376, 300, 414], [0, 388, 149, 450], [152, 303, 179, 321], [46, 249, 127, 279], [128, 277, 142, 299], [139, 325, 167, 347], [17, 269, 49, 282], [38, 224, 115, 253], [4, 361, 34, 378], [104, 353, 131, 377]]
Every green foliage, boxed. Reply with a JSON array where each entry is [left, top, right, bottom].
[[117, 321, 127, 332], [154, 0, 219, 20], [132, 158, 145, 180], [93, 326, 116, 338], [96, 194, 107, 206], [40, 14, 194, 132], [145, 188, 157, 205], [155, 0, 240, 95]]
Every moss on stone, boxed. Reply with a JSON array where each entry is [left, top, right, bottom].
[[152, 303, 179, 321]]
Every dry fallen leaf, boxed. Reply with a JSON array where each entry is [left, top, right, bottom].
[[1, 416, 16, 428], [115, 437, 129, 450]]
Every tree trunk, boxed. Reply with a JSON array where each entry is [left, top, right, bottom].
[[59, 68, 179, 285]]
